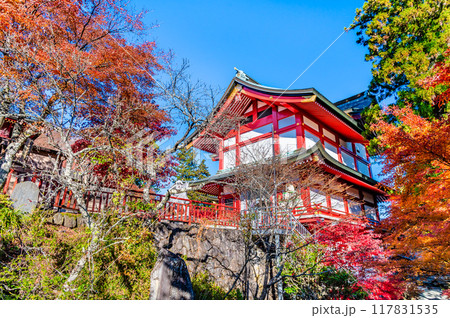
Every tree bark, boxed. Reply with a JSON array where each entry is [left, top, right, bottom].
[[143, 182, 152, 202], [62, 188, 98, 292], [0, 126, 35, 188]]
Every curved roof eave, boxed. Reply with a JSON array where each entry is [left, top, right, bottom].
[[189, 142, 384, 195], [187, 75, 365, 147], [232, 77, 363, 134]]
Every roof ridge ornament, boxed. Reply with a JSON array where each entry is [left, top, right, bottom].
[[234, 67, 250, 81]]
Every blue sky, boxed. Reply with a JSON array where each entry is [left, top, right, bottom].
[[134, 0, 370, 102], [130, 1, 382, 184]]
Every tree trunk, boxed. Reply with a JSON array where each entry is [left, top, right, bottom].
[[0, 126, 34, 188], [62, 188, 99, 292], [143, 182, 152, 202], [275, 233, 284, 300]]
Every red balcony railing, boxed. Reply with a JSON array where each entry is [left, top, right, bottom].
[[2, 171, 241, 227], [158, 197, 240, 227]]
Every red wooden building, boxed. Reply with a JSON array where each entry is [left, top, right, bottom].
[[187, 70, 384, 224], [0, 70, 383, 229]]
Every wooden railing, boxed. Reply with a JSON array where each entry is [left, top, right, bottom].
[[2, 170, 240, 227], [242, 208, 312, 239], [3, 171, 344, 232], [159, 197, 240, 228]]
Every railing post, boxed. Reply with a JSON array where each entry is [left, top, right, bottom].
[[3, 169, 13, 194], [54, 188, 61, 209], [188, 202, 191, 225]]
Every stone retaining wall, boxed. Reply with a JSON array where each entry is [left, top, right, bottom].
[[151, 221, 268, 299]]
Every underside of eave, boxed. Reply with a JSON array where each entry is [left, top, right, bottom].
[[190, 142, 385, 196], [190, 75, 368, 153]]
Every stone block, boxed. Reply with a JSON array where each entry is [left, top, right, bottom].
[[63, 213, 77, 228], [11, 181, 39, 214], [53, 213, 64, 225], [77, 215, 85, 227]]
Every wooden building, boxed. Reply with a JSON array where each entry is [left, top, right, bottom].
[[188, 70, 383, 223]]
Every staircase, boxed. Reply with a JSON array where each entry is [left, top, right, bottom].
[[246, 207, 312, 240]]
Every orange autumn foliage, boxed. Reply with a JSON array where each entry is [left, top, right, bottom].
[[373, 50, 450, 276], [0, 0, 166, 128], [0, 0, 174, 187]]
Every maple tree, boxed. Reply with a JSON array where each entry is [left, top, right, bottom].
[[350, 0, 449, 280], [315, 218, 404, 300], [0, 0, 222, 292], [0, 0, 167, 188], [281, 217, 403, 300], [371, 50, 450, 278], [0, 0, 180, 292]]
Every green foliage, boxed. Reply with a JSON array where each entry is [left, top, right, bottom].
[[87, 214, 157, 299], [282, 243, 368, 300], [174, 147, 210, 182], [191, 272, 243, 300], [0, 195, 22, 244], [174, 147, 212, 202], [0, 199, 157, 299], [351, 0, 450, 117]]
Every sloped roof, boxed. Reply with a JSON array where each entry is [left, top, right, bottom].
[[32, 130, 64, 152], [188, 70, 369, 155], [335, 91, 372, 114], [190, 142, 384, 195]]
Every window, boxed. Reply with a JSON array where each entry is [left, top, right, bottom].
[[304, 130, 320, 149], [357, 160, 370, 176], [279, 130, 297, 155], [303, 116, 319, 131], [240, 138, 273, 164], [340, 139, 352, 151], [240, 197, 247, 211], [330, 195, 345, 213], [278, 115, 296, 129], [257, 108, 272, 119], [349, 201, 362, 215], [323, 128, 336, 142], [240, 124, 273, 142], [341, 151, 356, 169], [363, 192, 375, 204], [223, 149, 236, 170], [310, 188, 327, 208], [224, 137, 235, 147], [347, 187, 360, 198], [355, 143, 367, 159], [364, 205, 377, 220], [324, 141, 339, 161], [224, 198, 234, 207]]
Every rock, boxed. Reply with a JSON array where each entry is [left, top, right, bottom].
[[418, 288, 447, 300], [63, 213, 77, 228], [53, 213, 64, 225], [150, 221, 267, 299], [10, 181, 39, 214], [76, 215, 84, 227], [149, 248, 195, 300]]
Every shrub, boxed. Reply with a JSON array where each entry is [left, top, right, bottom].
[[0, 196, 157, 300], [191, 272, 243, 300], [282, 243, 368, 300]]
